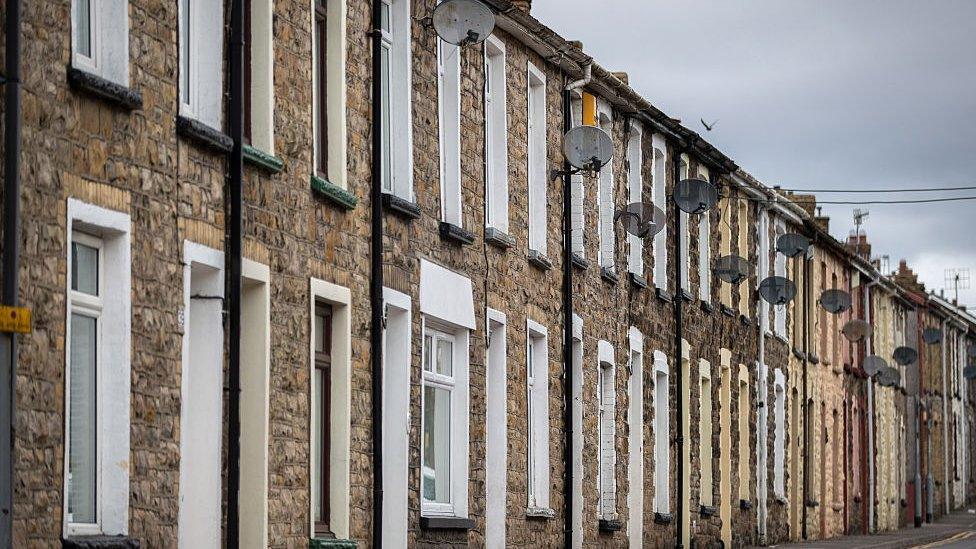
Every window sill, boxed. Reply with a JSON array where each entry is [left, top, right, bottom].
[[739, 499, 753, 510], [653, 512, 673, 525], [525, 506, 555, 520], [598, 518, 623, 533], [244, 145, 284, 173], [700, 301, 714, 314], [311, 175, 357, 211], [793, 348, 807, 361], [721, 305, 736, 317], [439, 222, 475, 246], [601, 267, 619, 284], [528, 249, 552, 271], [570, 252, 589, 271], [420, 516, 476, 530], [485, 227, 515, 250], [699, 504, 718, 517], [774, 333, 789, 344], [655, 288, 673, 303], [67, 67, 143, 110], [382, 193, 421, 220], [808, 352, 820, 365], [739, 314, 753, 327], [176, 115, 233, 154], [678, 289, 693, 302], [309, 538, 357, 549], [629, 272, 648, 289], [62, 535, 140, 549], [775, 495, 788, 506], [805, 499, 819, 508]]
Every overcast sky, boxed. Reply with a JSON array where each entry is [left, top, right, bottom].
[[534, 0, 976, 306]]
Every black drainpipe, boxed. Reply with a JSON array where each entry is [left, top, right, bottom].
[[369, 0, 385, 543], [561, 88, 574, 549], [801, 239, 811, 540], [0, 0, 21, 542], [672, 149, 685, 549], [226, 0, 245, 543]]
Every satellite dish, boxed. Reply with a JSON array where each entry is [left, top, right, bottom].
[[922, 328, 943, 345], [758, 276, 797, 305], [877, 366, 901, 388], [820, 289, 852, 315], [892, 346, 918, 366], [714, 255, 752, 285], [969, 344, 976, 357], [841, 319, 872, 343], [675, 178, 719, 214], [563, 125, 614, 172], [432, 0, 495, 46], [863, 355, 888, 377], [776, 233, 811, 258], [965, 365, 976, 380], [615, 203, 666, 239]]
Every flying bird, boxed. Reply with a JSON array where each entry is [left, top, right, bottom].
[[701, 118, 718, 132]]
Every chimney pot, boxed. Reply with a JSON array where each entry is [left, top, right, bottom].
[[568, 40, 584, 51], [612, 71, 629, 85], [511, 0, 532, 12]]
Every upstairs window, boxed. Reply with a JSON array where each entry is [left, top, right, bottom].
[[597, 103, 615, 272], [245, 0, 274, 153], [379, 0, 413, 200], [438, 38, 462, 226], [652, 136, 668, 291], [774, 219, 788, 337], [71, 0, 129, 86], [678, 155, 690, 292], [758, 208, 770, 331], [527, 63, 548, 254], [698, 167, 711, 302], [737, 197, 751, 317], [484, 36, 509, 233], [312, 0, 348, 188], [179, 0, 224, 129], [626, 125, 643, 277], [569, 92, 585, 257]]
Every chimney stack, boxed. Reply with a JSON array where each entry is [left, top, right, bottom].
[[511, 0, 532, 13], [612, 71, 629, 85]]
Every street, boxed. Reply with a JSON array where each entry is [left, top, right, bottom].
[[761, 510, 976, 549]]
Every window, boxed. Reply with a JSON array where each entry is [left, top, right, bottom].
[[699, 360, 713, 507], [380, 0, 412, 199], [526, 320, 550, 509], [422, 327, 457, 515], [381, 288, 411, 546], [312, 0, 348, 186], [179, 0, 224, 129], [679, 155, 690, 292], [698, 167, 711, 302], [774, 220, 787, 337], [71, 0, 129, 86], [652, 136, 668, 291], [627, 125, 643, 276], [773, 372, 786, 497], [245, 0, 274, 152], [570, 93, 585, 257], [65, 200, 131, 539], [737, 197, 750, 317], [527, 63, 548, 254], [738, 364, 751, 501], [240, 260, 270, 545], [313, 303, 333, 535], [438, 37, 462, 226], [485, 309, 507, 545], [653, 351, 670, 513], [597, 340, 616, 519], [719, 190, 732, 308], [597, 103, 615, 272], [313, 0, 328, 174], [484, 37, 508, 233], [758, 208, 770, 331], [627, 329, 644, 545]]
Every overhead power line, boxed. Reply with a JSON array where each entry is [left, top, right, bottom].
[[775, 185, 976, 194], [727, 195, 976, 205]]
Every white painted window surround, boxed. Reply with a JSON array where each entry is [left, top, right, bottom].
[[627, 124, 643, 276], [597, 339, 617, 519], [309, 278, 354, 541], [438, 38, 462, 226], [773, 370, 786, 498], [679, 154, 690, 292], [698, 167, 711, 302], [527, 63, 548, 255], [381, 288, 411, 548], [699, 359, 713, 507], [627, 328, 644, 546], [419, 260, 473, 519], [570, 92, 585, 258], [653, 350, 670, 514], [71, 0, 129, 86], [485, 308, 507, 548], [63, 199, 131, 539], [758, 208, 770, 333], [597, 101, 615, 272], [570, 315, 584, 547], [179, 0, 223, 129], [484, 36, 508, 234], [240, 259, 271, 548], [179, 241, 224, 548], [312, 0, 348, 188], [380, 0, 413, 200], [652, 135, 668, 291], [738, 363, 751, 500], [774, 218, 788, 338], [249, 0, 274, 153], [526, 319, 550, 510]]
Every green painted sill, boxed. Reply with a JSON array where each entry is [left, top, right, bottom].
[[309, 538, 356, 549], [243, 144, 284, 173], [311, 175, 357, 210]]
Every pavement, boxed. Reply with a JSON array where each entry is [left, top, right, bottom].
[[759, 509, 976, 549]]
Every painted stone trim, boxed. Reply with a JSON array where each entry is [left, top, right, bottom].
[[67, 67, 143, 110], [243, 144, 284, 173], [311, 175, 357, 210], [176, 115, 233, 153]]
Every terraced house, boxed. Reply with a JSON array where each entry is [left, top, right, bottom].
[[0, 0, 974, 548]]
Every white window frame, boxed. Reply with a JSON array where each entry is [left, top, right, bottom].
[[63, 199, 131, 539], [698, 167, 711, 302], [311, 0, 349, 187], [774, 218, 788, 337], [597, 340, 617, 519], [627, 123, 644, 276], [653, 351, 670, 513], [652, 135, 668, 291], [249, 0, 275, 153], [381, 288, 411, 547], [679, 154, 690, 292], [484, 36, 509, 234], [773, 371, 786, 498], [597, 102, 615, 272], [438, 37, 462, 226], [485, 308, 508, 546], [699, 359, 713, 507], [570, 92, 585, 258], [380, 0, 413, 200], [421, 324, 461, 517], [738, 364, 751, 500], [71, 0, 129, 86], [627, 328, 644, 545], [526, 319, 550, 510], [179, 0, 223, 129], [527, 63, 548, 255], [758, 208, 770, 333]]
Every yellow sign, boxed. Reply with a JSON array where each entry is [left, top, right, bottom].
[[0, 306, 31, 334]]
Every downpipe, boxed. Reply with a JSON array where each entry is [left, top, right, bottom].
[[560, 86, 575, 549], [801, 250, 810, 540], [864, 279, 877, 534], [672, 150, 685, 549], [756, 208, 768, 545], [940, 318, 950, 515]]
